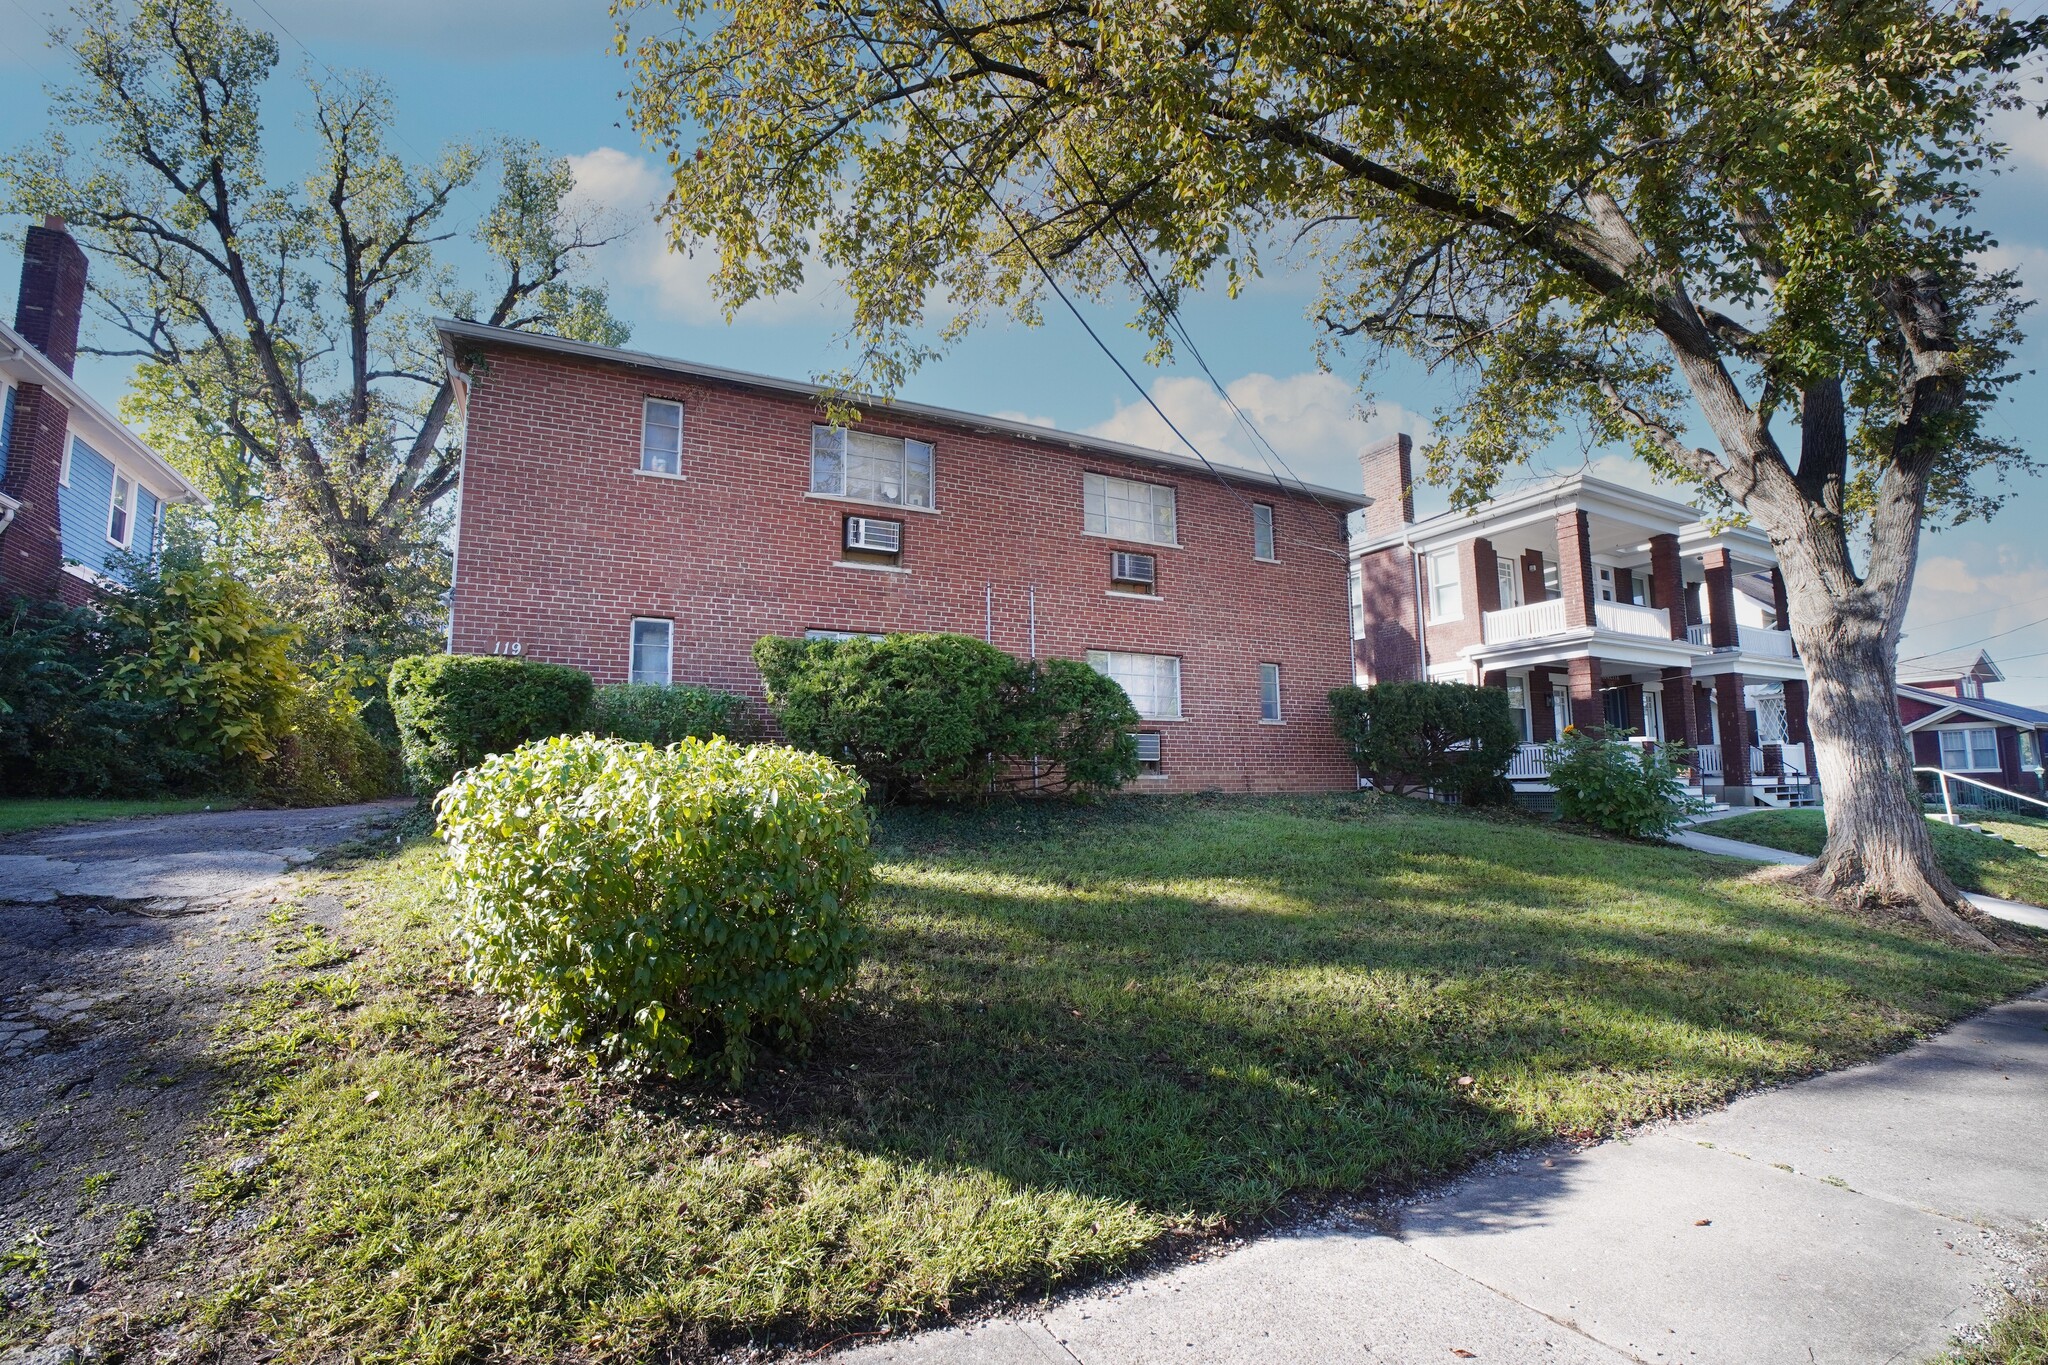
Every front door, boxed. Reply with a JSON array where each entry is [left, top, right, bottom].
[[1602, 687, 1627, 731], [1497, 557, 1523, 610]]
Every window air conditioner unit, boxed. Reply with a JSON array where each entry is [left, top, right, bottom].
[[845, 516, 903, 553], [1111, 551, 1156, 587], [1131, 732, 1163, 763]]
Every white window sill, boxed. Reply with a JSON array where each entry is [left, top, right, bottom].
[[1254, 556, 1280, 565], [1083, 530, 1180, 549], [61, 562, 119, 590], [1259, 719, 1286, 726], [1107, 590, 1162, 602], [834, 560, 910, 575], [634, 467, 687, 481], [1429, 613, 1464, 625], [808, 492, 940, 516], [1135, 715, 1185, 724], [1938, 765, 2002, 775]]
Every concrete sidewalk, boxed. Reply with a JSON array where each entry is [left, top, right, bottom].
[[839, 994, 2048, 1365], [1670, 813, 2048, 932]]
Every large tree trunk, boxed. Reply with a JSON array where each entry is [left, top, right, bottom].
[[1791, 607, 1994, 949]]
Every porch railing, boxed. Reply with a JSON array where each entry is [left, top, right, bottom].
[[1483, 598, 1569, 645], [1683, 622, 1797, 657], [1506, 742, 1551, 780], [1595, 600, 1672, 638], [1695, 743, 1722, 778]]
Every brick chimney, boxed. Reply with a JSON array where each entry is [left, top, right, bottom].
[[16, 215, 87, 376], [1359, 434, 1414, 539], [0, 216, 89, 600]]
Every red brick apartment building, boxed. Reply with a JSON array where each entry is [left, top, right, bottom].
[[435, 320, 1368, 793]]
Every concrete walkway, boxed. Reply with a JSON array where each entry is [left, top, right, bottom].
[[842, 991, 2048, 1364], [1670, 811, 2048, 932]]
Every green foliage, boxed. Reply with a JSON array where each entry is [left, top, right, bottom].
[[95, 553, 299, 771], [1328, 682, 1518, 802], [1546, 729, 1703, 839], [754, 633, 1137, 801], [435, 733, 872, 1083], [585, 681, 751, 746], [387, 654, 594, 793], [255, 673, 397, 808]]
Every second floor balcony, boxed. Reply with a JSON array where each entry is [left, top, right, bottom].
[[1483, 598, 1672, 646], [1686, 622, 1797, 659]]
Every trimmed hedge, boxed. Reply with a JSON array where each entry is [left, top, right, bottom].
[[587, 681, 750, 746], [256, 678, 396, 808], [388, 654, 595, 792], [1547, 728, 1703, 837], [754, 632, 1138, 801], [437, 734, 872, 1083], [1329, 681, 1518, 802]]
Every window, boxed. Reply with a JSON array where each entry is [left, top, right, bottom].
[[1960, 677, 1982, 699], [1252, 503, 1276, 560], [640, 399, 683, 475], [1348, 561, 1365, 639], [1258, 663, 1282, 722], [1541, 556, 1559, 598], [804, 628, 886, 643], [2023, 731, 2042, 772], [1938, 727, 2000, 773], [629, 618, 673, 686], [812, 426, 934, 509], [1596, 565, 1616, 602], [1087, 650, 1182, 721], [1426, 547, 1462, 622], [1083, 472, 1176, 546], [1506, 678, 1530, 741], [1496, 557, 1521, 610], [107, 472, 134, 547]]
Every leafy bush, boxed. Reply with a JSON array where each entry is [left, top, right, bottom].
[[437, 734, 872, 1083], [1328, 681, 1518, 801], [387, 654, 594, 792], [256, 674, 397, 807], [586, 681, 751, 746], [1546, 728, 1703, 838], [755, 633, 1138, 801]]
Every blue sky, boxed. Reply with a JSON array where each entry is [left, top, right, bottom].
[[0, 1, 2045, 698]]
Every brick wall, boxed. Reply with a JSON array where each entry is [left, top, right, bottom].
[[449, 342, 1361, 793], [0, 385, 71, 599], [1354, 545, 1419, 684]]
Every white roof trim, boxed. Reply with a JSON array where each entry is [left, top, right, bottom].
[[1351, 471, 1705, 556], [0, 321, 203, 506], [435, 318, 1367, 511], [1898, 685, 2046, 731]]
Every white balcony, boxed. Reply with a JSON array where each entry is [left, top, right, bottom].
[[1483, 598, 1568, 644], [1594, 600, 1671, 639], [1685, 622, 1796, 657]]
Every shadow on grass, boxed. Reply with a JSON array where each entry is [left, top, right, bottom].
[[647, 793, 2044, 1223]]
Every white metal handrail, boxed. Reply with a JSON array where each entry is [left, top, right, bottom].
[[1916, 767, 2048, 824], [1595, 600, 1671, 639], [1483, 598, 1569, 644]]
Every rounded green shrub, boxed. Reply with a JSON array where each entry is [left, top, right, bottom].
[[1546, 728, 1704, 838], [256, 676, 397, 807], [1328, 681, 1518, 802], [586, 681, 751, 746], [998, 657, 1140, 796], [388, 654, 594, 792], [436, 734, 872, 1083]]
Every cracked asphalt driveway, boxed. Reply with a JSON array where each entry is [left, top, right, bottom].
[[0, 801, 410, 1357]]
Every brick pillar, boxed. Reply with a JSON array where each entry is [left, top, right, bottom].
[[1471, 537, 1501, 618], [1684, 581, 1704, 631], [1557, 510, 1596, 629], [1769, 566, 1790, 628], [0, 384, 71, 600], [15, 217, 87, 376], [1530, 668, 1557, 742], [1358, 436, 1414, 540], [1716, 673, 1752, 788], [1660, 668, 1697, 748], [1703, 547, 1738, 648], [1649, 533, 1687, 640], [1694, 682, 1716, 748], [1520, 549, 1546, 604], [1566, 655, 1604, 731]]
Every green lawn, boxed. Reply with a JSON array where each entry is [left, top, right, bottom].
[[0, 796, 234, 836], [188, 794, 2044, 1362], [1711, 808, 2048, 907]]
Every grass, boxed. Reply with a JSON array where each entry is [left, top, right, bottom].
[[188, 794, 2045, 1363], [1710, 808, 2048, 907], [1941, 1290, 2048, 1364], [0, 796, 235, 836]]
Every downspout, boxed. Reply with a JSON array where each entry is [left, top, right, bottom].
[[1408, 531, 1428, 681]]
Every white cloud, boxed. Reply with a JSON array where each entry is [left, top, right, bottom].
[[1085, 371, 1429, 495], [1977, 240, 2048, 294], [566, 147, 846, 327], [1901, 550, 2048, 705]]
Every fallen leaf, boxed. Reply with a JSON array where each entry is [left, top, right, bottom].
[[1452, 1351, 1476, 1359], [1694, 1218, 1711, 1226]]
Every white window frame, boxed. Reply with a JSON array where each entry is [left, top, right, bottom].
[[1087, 649, 1183, 721], [1496, 555, 1522, 610], [1258, 662, 1283, 723], [811, 426, 935, 511], [106, 470, 135, 548], [1937, 725, 2001, 773], [1252, 503, 1277, 561], [1348, 561, 1365, 640], [639, 398, 684, 477], [629, 618, 673, 686], [1426, 547, 1463, 623], [1506, 677, 1531, 742], [1083, 471, 1177, 547], [1959, 676, 1982, 699]]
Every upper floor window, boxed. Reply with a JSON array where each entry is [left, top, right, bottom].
[[1084, 472, 1176, 546], [1938, 726, 1999, 773], [1348, 561, 1365, 640], [1087, 649, 1182, 721], [1258, 662, 1282, 722], [1252, 503, 1276, 560], [107, 471, 134, 548], [1960, 677, 1982, 699], [641, 399, 683, 476], [630, 618, 673, 686], [1426, 547, 1462, 622], [812, 426, 934, 509]]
